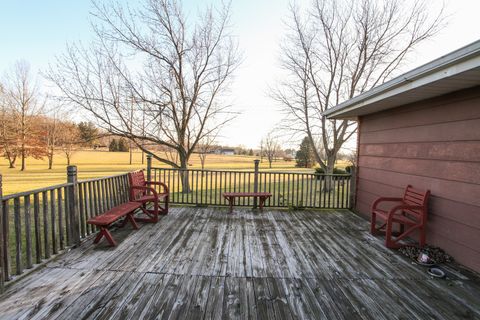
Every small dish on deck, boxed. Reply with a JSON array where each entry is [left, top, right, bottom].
[[428, 267, 446, 278]]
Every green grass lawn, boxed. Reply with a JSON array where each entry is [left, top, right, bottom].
[[0, 149, 351, 195]]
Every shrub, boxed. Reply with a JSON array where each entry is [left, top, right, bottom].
[[314, 167, 325, 180], [117, 138, 129, 152], [315, 167, 347, 180], [109, 139, 118, 152]]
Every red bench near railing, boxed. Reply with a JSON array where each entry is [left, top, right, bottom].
[[87, 202, 141, 246], [223, 192, 272, 213], [371, 185, 430, 249]]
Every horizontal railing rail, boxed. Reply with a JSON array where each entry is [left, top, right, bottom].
[[150, 166, 352, 209], [0, 168, 130, 290]]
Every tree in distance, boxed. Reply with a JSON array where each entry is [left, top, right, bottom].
[[117, 138, 129, 152], [295, 137, 315, 168], [1, 61, 46, 170], [109, 139, 118, 152], [78, 122, 99, 148]]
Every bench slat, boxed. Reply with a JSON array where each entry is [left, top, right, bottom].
[[87, 202, 141, 226], [223, 192, 272, 197]]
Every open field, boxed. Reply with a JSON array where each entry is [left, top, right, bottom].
[[0, 150, 352, 196]]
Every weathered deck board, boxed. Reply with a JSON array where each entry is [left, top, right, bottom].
[[0, 207, 479, 320]]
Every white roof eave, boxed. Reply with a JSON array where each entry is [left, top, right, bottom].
[[324, 40, 480, 119]]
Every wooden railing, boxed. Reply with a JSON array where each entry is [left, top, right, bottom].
[[149, 160, 353, 210], [0, 167, 130, 292]]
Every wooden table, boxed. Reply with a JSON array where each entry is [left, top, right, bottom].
[[223, 192, 272, 213]]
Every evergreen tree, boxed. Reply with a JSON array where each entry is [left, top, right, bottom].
[[109, 139, 118, 152], [117, 137, 129, 152], [248, 149, 254, 156], [295, 137, 315, 168], [78, 121, 98, 147]]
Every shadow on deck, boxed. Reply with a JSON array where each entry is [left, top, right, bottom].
[[0, 207, 479, 319]]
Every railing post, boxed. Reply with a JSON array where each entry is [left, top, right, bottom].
[[67, 166, 80, 247], [146, 153, 152, 182], [253, 159, 260, 208], [349, 166, 357, 210], [0, 174, 4, 294]]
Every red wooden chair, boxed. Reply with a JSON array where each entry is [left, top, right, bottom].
[[371, 185, 430, 248], [128, 170, 169, 223]]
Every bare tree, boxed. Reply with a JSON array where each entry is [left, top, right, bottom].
[[259, 138, 264, 162], [197, 134, 216, 172], [59, 122, 80, 166], [345, 148, 358, 168], [263, 132, 280, 169], [43, 113, 60, 169], [273, 0, 443, 178], [0, 84, 20, 168], [49, 0, 240, 192], [3, 61, 46, 171]]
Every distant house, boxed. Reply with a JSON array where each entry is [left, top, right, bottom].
[[325, 40, 480, 272], [214, 148, 235, 155]]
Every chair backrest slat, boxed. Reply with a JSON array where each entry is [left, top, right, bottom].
[[402, 185, 430, 222], [128, 171, 146, 200]]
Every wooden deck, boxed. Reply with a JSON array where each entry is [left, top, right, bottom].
[[0, 207, 479, 319]]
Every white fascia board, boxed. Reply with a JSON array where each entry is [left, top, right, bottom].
[[324, 40, 480, 119]]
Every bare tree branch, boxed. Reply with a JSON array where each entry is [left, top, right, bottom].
[[48, 0, 240, 192], [273, 0, 444, 178]]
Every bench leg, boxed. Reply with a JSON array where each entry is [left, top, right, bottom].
[[259, 197, 264, 212], [126, 213, 139, 230], [94, 227, 117, 247], [93, 230, 104, 244], [227, 197, 233, 214]]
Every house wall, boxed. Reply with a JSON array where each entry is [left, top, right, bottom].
[[355, 86, 480, 272]]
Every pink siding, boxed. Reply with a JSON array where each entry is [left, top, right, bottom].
[[356, 86, 480, 272]]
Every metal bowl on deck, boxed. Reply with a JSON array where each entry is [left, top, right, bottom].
[[428, 267, 446, 278]]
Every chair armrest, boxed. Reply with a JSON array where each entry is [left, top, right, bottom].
[[146, 181, 169, 193], [130, 185, 158, 200], [389, 204, 424, 215], [371, 197, 403, 210]]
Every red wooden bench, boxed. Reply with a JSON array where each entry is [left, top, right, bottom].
[[223, 192, 272, 213], [87, 201, 141, 246], [128, 170, 169, 223], [371, 185, 430, 248]]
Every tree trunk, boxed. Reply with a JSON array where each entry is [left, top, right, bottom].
[[48, 156, 53, 169], [21, 112, 26, 171], [179, 154, 191, 194], [21, 149, 26, 171], [129, 142, 132, 165], [8, 156, 16, 168], [200, 156, 206, 177], [323, 155, 336, 193]]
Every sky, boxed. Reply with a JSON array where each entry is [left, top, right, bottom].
[[1, 0, 480, 149]]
